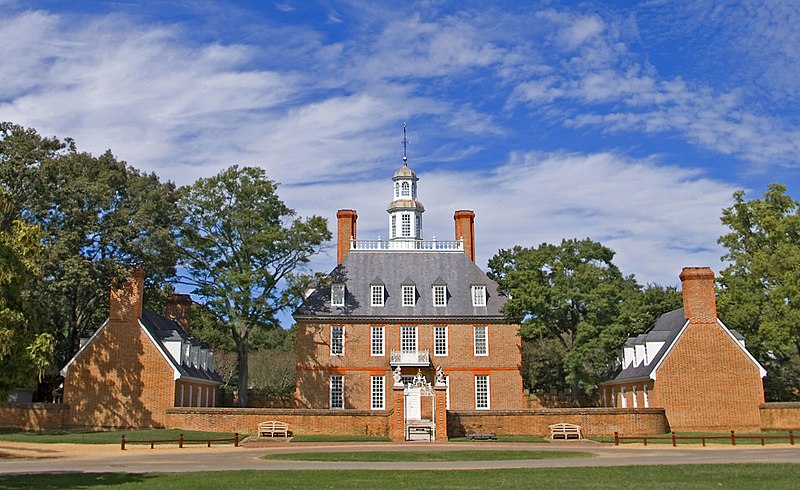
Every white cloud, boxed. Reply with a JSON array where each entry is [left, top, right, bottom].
[[283, 150, 737, 287]]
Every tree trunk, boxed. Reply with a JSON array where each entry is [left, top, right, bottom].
[[571, 373, 581, 407], [236, 339, 249, 407]]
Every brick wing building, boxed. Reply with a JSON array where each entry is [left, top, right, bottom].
[[294, 156, 523, 415], [600, 267, 766, 432], [61, 269, 222, 428]]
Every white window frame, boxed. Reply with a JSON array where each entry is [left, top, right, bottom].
[[445, 375, 450, 410], [401, 214, 411, 237], [331, 283, 345, 306], [371, 325, 384, 356], [632, 385, 638, 408], [331, 325, 344, 356], [330, 375, 344, 410], [475, 375, 490, 410], [434, 325, 448, 356], [371, 375, 385, 410], [401, 326, 417, 353], [620, 386, 627, 408], [371, 285, 384, 307], [473, 325, 488, 356], [472, 285, 487, 306], [402, 285, 416, 307], [401, 181, 410, 196], [433, 285, 446, 307], [391, 215, 396, 238]]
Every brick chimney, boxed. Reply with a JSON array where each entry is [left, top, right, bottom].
[[165, 294, 193, 335], [109, 267, 144, 324], [679, 267, 717, 324], [454, 210, 475, 262], [337, 209, 357, 264]]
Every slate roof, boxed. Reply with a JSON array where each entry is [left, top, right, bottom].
[[607, 308, 687, 382], [295, 251, 507, 320], [140, 310, 223, 383]]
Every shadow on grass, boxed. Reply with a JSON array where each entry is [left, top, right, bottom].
[[0, 473, 153, 489]]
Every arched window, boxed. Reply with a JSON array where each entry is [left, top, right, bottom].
[[401, 181, 410, 196], [394, 182, 399, 198]]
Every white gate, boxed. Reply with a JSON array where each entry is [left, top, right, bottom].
[[403, 370, 435, 441]]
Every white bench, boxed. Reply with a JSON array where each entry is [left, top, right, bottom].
[[549, 423, 582, 440], [258, 420, 290, 437]]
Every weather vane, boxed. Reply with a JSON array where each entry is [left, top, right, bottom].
[[402, 121, 409, 164]]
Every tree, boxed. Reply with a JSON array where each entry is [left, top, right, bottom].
[[717, 183, 800, 400], [1, 122, 183, 365], [0, 191, 54, 397], [489, 239, 640, 406], [177, 166, 330, 407]]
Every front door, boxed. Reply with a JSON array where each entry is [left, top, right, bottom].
[[405, 387, 421, 420]]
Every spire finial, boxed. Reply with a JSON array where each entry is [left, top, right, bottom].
[[402, 121, 408, 165]]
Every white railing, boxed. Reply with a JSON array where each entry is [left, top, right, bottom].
[[390, 349, 431, 366], [351, 238, 464, 252]]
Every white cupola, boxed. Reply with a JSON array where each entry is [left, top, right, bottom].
[[388, 124, 424, 241]]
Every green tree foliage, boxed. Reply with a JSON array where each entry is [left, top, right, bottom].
[[177, 166, 330, 407], [1, 122, 182, 366], [0, 191, 54, 397], [717, 183, 800, 400], [489, 239, 641, 405]]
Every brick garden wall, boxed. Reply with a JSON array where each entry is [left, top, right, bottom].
[[447, 408, 669, 437], [760, 402, 800, 430], [0, 404, 69, 430], [165, 407, 393, 436]]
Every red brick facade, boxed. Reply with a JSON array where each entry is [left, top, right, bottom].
[[295, 320, 523, 411]]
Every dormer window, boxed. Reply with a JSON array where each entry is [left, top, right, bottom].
[[433, 285, 447, 307], [402, 285, 416, 307], [331, 283, 345, 307], [472, 285, 486, 306], [371, 284, 385, 307]]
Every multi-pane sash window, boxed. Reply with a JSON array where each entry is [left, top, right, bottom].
[[434, 326, 448, 356], [371, 285, 384, 306], [472, 285, 487, 306], [474, 325, 488, 356], [433, 285, 446, 307], [402, 285, 415, 306], [401, 181, 410, 196], [331, 284, 345, 306], [391, 215, 396, 238], [371, 326, 384, 356], [401, 326, 417, 353], [416, 215, 421, 238], [331, 325, 344, 356], [475, 375, 490, 410], [371, 376, 385, 410], [330, 375, 344, 409], [401, 214, 411, 237]]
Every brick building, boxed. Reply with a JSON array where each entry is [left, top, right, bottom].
[[294, 157, 523, 423], [600, 267, 766, 432], [61, 269, 222, 428]]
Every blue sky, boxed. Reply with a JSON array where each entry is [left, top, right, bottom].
[[2, 0, 799, 289]]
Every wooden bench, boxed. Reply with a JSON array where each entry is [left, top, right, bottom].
[[468, 433, 497, 441], [549, 423, 582, 440], [258, 420, 290, 437]]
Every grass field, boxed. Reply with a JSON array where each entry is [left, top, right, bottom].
[[0, 429, 236, 445], [590, 431, 796, 445], [262, 450, 591, 461], [288, 435, 392, 443], [0, 465, 799, 489]]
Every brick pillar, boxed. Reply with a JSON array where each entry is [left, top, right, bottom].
[[109, 267, 144, 324], [337, 209, 358, 264], [391, 385, 405, 442], [454, 210, 475, 262], [434, 384, 448, 442], [679, 267, 717, 324], [165, 294, 193, 335]]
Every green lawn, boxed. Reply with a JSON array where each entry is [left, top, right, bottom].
[[1, 465, 799, 489], [448, 435, 547, 443], [263, 450, 591, 461], [289, 435, 391, 443], [590, 431, 797, 445], [0, 429, 236, 445]]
